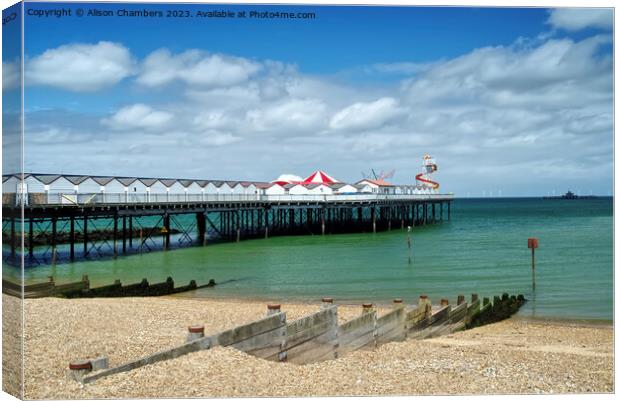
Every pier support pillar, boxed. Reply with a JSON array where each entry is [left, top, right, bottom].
[[10, 217, 16, 257], [128, 216, 133, 248], [264, 208, 269, 239], [83, 216, 88, 257], [51, 217, 57, 264], [371, 207, 376, 233], [28, 217, 34, 257], [113, 213, 118, 257], [70, 216, 75, 261], [196, 212, 206, 246], [122, 216, 127, 253], [321, 208, 326, 235], [448, 201, 451, 220], [357, 207, 362, 229], [163, 214, 170, 250], [236, 211, 241, 242]]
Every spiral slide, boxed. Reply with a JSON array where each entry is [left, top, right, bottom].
[[415, 173, 440, 189]]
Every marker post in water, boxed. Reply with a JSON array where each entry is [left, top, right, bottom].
[[527, 238, 539, 290], [407, 226, 412, 264]]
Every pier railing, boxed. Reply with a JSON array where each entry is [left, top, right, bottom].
[[20, 192, 454, 206]]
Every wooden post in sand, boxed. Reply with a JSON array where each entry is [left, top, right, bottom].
[[186, 325, 205, 342], [321, 297, 334, 309], [528, 238, 539, 290], [407, 226, 412, 264], [267, 304, 281, 316]]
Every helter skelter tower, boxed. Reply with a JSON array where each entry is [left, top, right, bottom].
[[415, 154, 440, 192]]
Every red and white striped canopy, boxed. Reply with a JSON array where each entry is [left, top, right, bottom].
[[302, 171, 339, 184]]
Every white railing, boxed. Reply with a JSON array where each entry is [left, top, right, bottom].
[[22, 192, 453, 206]]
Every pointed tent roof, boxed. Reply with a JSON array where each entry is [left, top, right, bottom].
[[138, 178, 158, 187], [92, 176, 116, 186], [33, 174, 63, 185], [64, 175, 90, 185], [302, 171, 338, 185], [116, 177, 138, 186], [179, 179, 196, 188]]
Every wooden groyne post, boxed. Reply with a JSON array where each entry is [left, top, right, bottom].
[[407, 226, 412, 264], [528, 238, 539, 290]]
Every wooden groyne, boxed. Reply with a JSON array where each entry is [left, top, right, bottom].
[[69, 293, 526, 383], [1, 276, 215, 299]]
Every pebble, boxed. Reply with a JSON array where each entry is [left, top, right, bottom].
[[1, 294, 613, 399]]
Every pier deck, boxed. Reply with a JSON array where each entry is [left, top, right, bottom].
[[3, 194, 453, 266]]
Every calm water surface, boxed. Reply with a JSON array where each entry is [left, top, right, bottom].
[[11, 198, 613, 321]]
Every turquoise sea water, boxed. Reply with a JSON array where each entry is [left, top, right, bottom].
[[11, 198, 613, 321]]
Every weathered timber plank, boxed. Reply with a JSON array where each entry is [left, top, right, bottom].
[[449, 302, 468, 323], [233, 325, 287, 361], [426, 305, 452, 338], [337, 311, 376, 355], [82, 337, 211, 384], [408, 305, 451, 339], [376, 307, 405, 345], [285, 306, 337, 348], [83, 313, 287, 383], [284, 307, 338, 364], [466, 299, 481, 324], [285, 329, 338, 364], [214, 312, 286, 347], [54, 281, 87, 294]]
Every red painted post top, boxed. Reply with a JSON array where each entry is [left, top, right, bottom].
[[528, 238, 539, 249]]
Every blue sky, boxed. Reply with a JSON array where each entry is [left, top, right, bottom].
[[3, 2, 614, 196]]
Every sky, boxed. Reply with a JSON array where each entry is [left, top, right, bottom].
[[2, 2, 614, 196]]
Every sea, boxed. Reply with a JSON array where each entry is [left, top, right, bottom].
[[10, 198, 614, 322]]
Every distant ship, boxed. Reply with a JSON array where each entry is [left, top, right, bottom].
[[543, 190, 598, 200]]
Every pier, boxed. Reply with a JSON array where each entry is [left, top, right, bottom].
[[2, 193, 453, 266]]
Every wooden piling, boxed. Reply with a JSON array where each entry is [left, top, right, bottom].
[[122, 216, 127, 253], [51, 217, 57, 263], [128, 216, 133, 248], [407, 226, 412, 264], [113, 213, 118, 257], [163, 214, 170, 250], [187, 325, 205, 342], [371, 208, 376, 233], [196, 212, 206, 246], [10, 217, 16, 257], [70, 216, 75, 261], [83, 216, 88, 256], [267, 304, 281, 316], [362, 303, 374, 314], [28, 217, 34, 257], [528, 238, 539, 290]]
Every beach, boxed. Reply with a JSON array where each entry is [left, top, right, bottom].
[[4, 294, 612, 399]]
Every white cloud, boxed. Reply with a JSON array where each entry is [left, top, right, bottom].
[[330, 97, 406, 131], [26, 41, 134, 91], [2, 60, 20, 91], [547, 8, 613, 31], [24, 32, 613, 195], [246, 98, 327, 133], [199, 131, 241, 146], [137, 49, 262, 88], [101, 104, 173, 131]]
